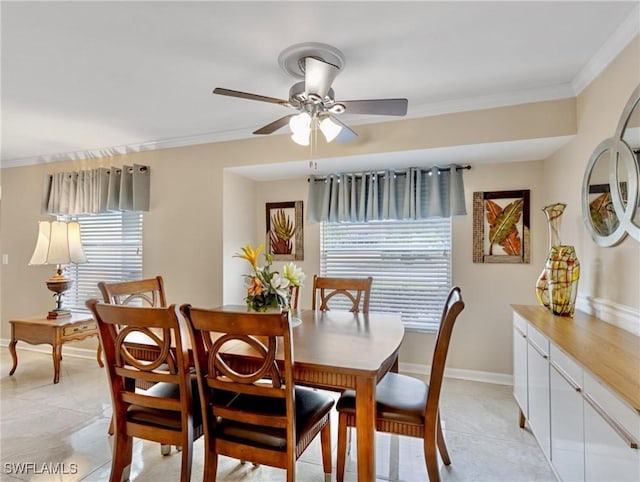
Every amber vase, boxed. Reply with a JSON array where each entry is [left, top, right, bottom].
[[545, 245, 580, 317], [535, 203, 566, 308], [535, 203, 580, 317]]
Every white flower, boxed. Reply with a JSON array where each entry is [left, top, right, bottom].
[[270, 273, 290, 298], [284, 262, 305, 286]]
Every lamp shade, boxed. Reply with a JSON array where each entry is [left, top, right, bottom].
[[29, 221, 87, 266], [319, 116, 342, 142]]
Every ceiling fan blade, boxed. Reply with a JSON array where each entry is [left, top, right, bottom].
[[304, 57, 339, 99], [213, 87, 289, 106], [339, 98, 408, 116], [253, 114, 296, 135], [327, 115, 358, 143]]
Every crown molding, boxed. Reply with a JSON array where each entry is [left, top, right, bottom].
[[572, 4, 640, 95]]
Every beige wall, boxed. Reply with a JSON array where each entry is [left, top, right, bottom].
[[545, 36, 640, 309], [252, 160, 548, 375], [1, 38, 638, 377]]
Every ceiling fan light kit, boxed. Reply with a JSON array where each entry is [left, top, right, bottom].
[[213, 42, 408, 146]]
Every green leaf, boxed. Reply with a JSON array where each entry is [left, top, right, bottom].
[[489, 199, 523, 246]]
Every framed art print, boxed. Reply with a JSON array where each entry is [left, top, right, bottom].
[[265, 201, 304, 261], [473, 190, 530, 263]]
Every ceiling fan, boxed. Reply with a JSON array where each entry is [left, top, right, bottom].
[[213, 43, 408, 146]]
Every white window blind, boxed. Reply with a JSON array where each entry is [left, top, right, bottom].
[[320, 218, 451, 332], [62, 212, 143, 312]]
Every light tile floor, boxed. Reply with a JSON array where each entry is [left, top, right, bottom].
[[0, 347, 555, 481]]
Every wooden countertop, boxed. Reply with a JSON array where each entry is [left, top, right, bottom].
[[512, 304, 640, 414]]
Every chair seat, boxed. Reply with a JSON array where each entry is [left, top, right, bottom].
[[336, 372, 428, 425], [127, 376, 203, 430], [216, 386, 334, 451]]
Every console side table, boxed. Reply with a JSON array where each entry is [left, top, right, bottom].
[[8, 313, 103, 384]]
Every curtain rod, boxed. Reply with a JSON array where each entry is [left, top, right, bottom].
[[307, 165, 471, 182]]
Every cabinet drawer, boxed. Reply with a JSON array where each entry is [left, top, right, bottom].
[[527, 324, 549, 357], [550, 343, 583, 390], [584, 371, 640, 443], [63, 321, 97, 337]]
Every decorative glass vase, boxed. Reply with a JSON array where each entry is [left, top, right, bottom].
[[545, 245, 580, 317], [535, 203, 566, 308]]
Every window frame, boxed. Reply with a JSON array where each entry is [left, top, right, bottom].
[[61, 211, 143, 313], [320, 218, 452, 333]]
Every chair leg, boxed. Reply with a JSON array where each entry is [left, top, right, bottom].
[[161, 444, 171, 455], [179, 436, 193, 482], [336, 412, 349, 482], [424, 433, 440, 482], [436, 414, 451, 465], [320, 418, 332, 475], [203, 438, 218, 481], [110, 432, 133, 482], [286, 451, 296, 482]]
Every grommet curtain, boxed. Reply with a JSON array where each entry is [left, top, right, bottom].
[[41, 164, 150, 215], [306, 165, 467, 223]]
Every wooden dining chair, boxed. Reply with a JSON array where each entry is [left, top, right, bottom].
[[86, 300, 203, 482], [288, 284, 300, 310], [181, 305, 335, 482], [311, 275, 373, 313], [335, 286, 465, 482], [99, 276, 170, 443], [99, 275, 167, 308]]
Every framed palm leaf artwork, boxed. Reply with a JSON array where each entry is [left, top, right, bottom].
[[473, 190, 530, 263], [265, 201, 304, 261]]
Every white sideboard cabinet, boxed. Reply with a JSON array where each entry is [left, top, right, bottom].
[[512, 305, 639, 482]]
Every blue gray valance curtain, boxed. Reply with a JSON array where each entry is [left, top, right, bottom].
[[41, 164, 150, 215], [307, 165, 467, 223]]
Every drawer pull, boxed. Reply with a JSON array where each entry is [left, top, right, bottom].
[[551, 362, 581, 392], [584, 393, 639, 449], [529, 339, 548, 359]]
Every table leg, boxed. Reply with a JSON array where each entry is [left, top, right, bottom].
[[52, 344, 62, 384], [8, 339, 18, 376], [355, 375, 376, 482]]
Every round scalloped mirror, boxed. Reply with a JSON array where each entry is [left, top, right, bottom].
[[582, 85, 640, 246]]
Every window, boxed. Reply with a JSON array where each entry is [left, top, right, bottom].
[[63, 212, 143, 312], [320, 218, 451, 332]]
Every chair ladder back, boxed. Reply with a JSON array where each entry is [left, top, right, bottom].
[[312, 275, 373, 313], [181, 305, 300, 453], [99, 276, 167, 307], [87, 300, 191, 414]]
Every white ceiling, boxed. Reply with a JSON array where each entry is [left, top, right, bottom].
[[2, 1, 639, 173]]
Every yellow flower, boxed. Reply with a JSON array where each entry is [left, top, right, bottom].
[[234, 244, 264, 268]]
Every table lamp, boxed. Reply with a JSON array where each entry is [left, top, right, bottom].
[[29, 220, 87, 319]]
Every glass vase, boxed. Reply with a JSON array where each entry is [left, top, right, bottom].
[[535, 203, 566, 308], [545, 245, 580, 317]]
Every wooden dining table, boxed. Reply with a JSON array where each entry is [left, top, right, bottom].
[[128, 306, 405, 482]]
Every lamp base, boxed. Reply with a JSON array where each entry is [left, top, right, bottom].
[[45, 270, 73, 320], [47, 309, 71, 319]]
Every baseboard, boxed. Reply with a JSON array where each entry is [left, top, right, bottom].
[[576, 295, 640, 336], [400, 362, 513, 386], [0, 338, 98, 360]]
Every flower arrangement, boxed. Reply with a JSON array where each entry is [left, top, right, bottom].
[[235, 244, 305, 312]]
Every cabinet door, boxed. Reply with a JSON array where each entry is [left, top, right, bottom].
[[584, 399, 640, 482], [513, 325, 528, 417], [550, 363, 584, 481], [527, 333, 551, 460]]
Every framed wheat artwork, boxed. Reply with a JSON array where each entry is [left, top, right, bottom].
[[265, 201, 304, 261], [473, 189, 530, 263]]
